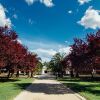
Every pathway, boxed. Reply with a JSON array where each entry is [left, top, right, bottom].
[[14, 74, 86, 100]]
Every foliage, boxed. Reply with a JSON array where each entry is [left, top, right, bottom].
[[35, 61, 43, 74], [62, 30, 100, 77], [48, 53, 65, 77], [0, 26, 39, 78]]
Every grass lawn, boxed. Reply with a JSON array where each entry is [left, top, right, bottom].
[[58, 76, 100, 100], [0, 78, 33, 100]]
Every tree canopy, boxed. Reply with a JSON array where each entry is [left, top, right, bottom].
[[0, 27, 39, 78]]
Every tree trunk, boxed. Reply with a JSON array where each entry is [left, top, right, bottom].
[[70, 70, 74, 78], [57, 71, 60, 78], [75, 71, 79, 78], [30, 71, 33, 78], [0, 69, 1, 74], [10, 72, 14, 78], [10, 69, 14, 78], [91, 72, 94, 78], [27, 71, 30, 78], [60, 71, 64, 78], [16, 71, 19, 77], [55, 72, 58, 79], [7, 70, 11, 78]]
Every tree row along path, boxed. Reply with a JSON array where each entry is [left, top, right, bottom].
[[14, 74, 86, 100]]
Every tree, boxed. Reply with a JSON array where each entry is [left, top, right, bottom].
[[49, 53, 65, 78], [87, 31, 100, 76], [62, 30, 100, 78], [35, 61, 43, 75], [0, 26, 39, 78]]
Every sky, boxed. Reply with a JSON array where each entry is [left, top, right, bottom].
[[0, 0, 100, 62]]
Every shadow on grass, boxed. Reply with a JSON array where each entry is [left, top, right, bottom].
[[63, 82, 100, 96], [58, 76, 100, 96], [58, 76, 100, 82], [0, 77, 19, 82], [14, 83, 32, 90], [15, 83, 73, 94]]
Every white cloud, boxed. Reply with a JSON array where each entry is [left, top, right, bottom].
[[34, 48, 57, 62], [40, 0, 54, 7], [34, 47, 71, 62], [25, 0, 54, 7], [78, 0, 91, 5], [17, 39, 22, 44], [78, 6, 100, 29], [68, 10, 72, 14], [65, 41, 68, 43], [25, 0, 36, 5], [36, 48, 57, 56], [0, 4, 12, 27], [28, 19, 33, 24], [59, 47, 71, 56], [21, 40, 71, 62], [13, 14, 18, 19]]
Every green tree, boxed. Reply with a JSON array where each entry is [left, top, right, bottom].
[[49, 53, 65, 78], [35, 61, 43, 75]]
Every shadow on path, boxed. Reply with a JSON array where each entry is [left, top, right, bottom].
[[14, 75, 86, 100], [15, 82, 73, 94], [14, 75, 74, 95]]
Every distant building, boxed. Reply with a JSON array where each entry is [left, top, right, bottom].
[[42, 66, 47, 74]]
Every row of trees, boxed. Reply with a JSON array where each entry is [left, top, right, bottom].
[[0, 27, 39, 78], [48, 30, 100, 78]]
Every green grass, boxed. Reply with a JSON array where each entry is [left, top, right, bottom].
[[58, 76, 100, 100], [0, 78, 33, 100]]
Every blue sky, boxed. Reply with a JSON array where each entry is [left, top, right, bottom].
[[0, 0, 100, 62]]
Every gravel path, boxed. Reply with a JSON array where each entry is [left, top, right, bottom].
[[14, 74, 86, 100]]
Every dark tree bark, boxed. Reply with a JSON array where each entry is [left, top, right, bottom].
[[7, 70, 11, 78], [70, 70, 74, 78], [30, 71, 33, 78], [75, 71, 79, 78], [27, 71, 30, 78], [16, 70, 19, 77]]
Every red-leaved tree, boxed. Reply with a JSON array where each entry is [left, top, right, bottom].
[[0, 26, 38, 78]]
